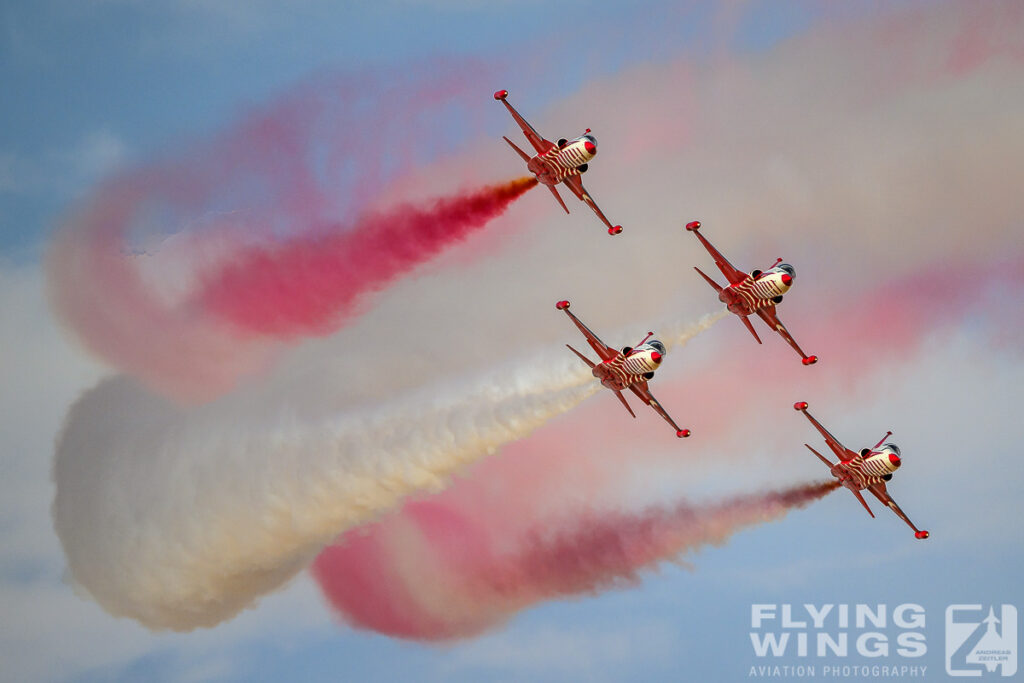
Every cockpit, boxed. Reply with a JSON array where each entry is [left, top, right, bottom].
[[648, 340, 666, 356], [883, 443, 901, 456], [582, 134, 597, 145], [777, 263, 796, 279]]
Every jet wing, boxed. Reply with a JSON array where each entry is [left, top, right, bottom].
[[561, 175, 621, 234], [559, 305, 617, 362], [497, 95, 554, 155], [755, 305, 816, 363], [687, 224, 748, 285], [795, 403, 859, 462], [628, 381, 690, 437], [867, 483, 930, 538]]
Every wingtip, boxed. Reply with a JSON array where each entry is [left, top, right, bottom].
[[556, 300, 570, 310], [676, 429, 691, 438], [802, 355, 818, 366], [493, 89, 508, 100], [685, 220, 701, 231], [915, 530, 930, 540], [794, 401, 809, 411]]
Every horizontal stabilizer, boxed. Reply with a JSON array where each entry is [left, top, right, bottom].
[[740, 315, 762, 344], [613, 390, 636, 418], [566, 344, 596, 369], [502, 135, 532, 163], [693, 266, 724, 294], [805, 443, 834, 468], [547, 185, 570, 214], [851, 488, 875, 518]]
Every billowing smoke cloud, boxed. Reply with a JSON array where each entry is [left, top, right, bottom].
[[312, 481, 839, 640], [45, 65, 536, 401], [48, 174, 536, 401], [51, 313, 722, 630]]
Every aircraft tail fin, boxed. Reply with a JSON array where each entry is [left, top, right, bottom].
[[502, 135, 531, 163], [613, 390, 637, 418]]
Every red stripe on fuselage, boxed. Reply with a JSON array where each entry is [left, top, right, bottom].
[[530, 142, 592, 185], [594, 353, 650, 390], [723, 274, 788, 315], [834, 453, 900, 488]]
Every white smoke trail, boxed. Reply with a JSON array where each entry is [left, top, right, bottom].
[[660, 310, 729, 349], [53, 313, 720, 631]]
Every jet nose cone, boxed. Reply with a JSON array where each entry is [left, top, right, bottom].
[[584, 140, 597, 155], [650, 351, 662, 364], [889, 453, 901, 466], [781, 273, 792, 286]]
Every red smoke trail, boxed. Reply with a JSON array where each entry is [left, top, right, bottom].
[[486, 480, 839, 600], [197, 177, 537, 338], [46, 65, 511, 401], [312, 481, 838, 641], [48, 175, 535, 402]]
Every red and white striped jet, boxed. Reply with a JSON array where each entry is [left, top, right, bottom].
[[557, 300, 690, 438], [494, 89, 623, 236], [685, 220, 817, 365], [794, 401, 930, 539]]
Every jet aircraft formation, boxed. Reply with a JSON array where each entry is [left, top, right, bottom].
[[494, 89, 929, 540]]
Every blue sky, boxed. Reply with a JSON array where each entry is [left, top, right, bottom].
[[1, 2, 1020, 682], [0, 0, 868, 255]]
